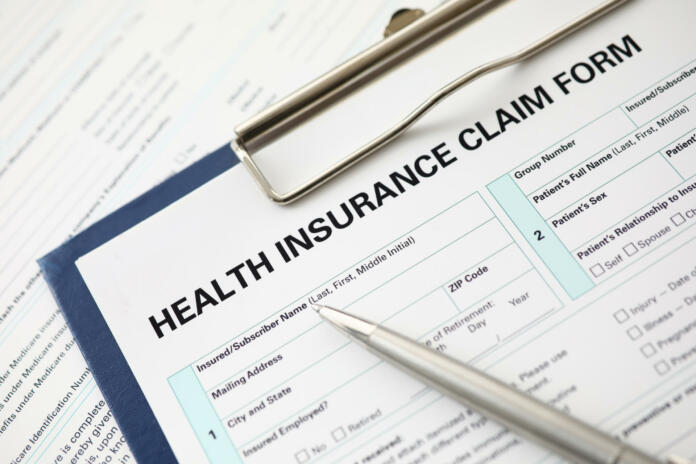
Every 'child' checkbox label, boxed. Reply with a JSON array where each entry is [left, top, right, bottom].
[[671, 213, 685, 226]]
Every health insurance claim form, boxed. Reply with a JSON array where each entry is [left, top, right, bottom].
[[76, 0, 696, 463], [0, 1, 420, 463]]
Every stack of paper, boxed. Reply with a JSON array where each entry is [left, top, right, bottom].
[[0, 1, 421, 463]]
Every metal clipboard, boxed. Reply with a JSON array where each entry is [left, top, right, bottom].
[[232, 0, 628, 204]]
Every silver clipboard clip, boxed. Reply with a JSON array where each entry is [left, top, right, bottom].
[[232, 0, 628, 205]]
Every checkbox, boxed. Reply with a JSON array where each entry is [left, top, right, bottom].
[[671, 213, 685, 226], [623, 242, 638, 256], [613, 309, 630, 323], [295, 449, 310, 463], [331, 426, 346, 442], [640, 343, 657, 358], [654, 360, 670, 376], [626, 325, 643, 340], [590, 263, 605, 277]]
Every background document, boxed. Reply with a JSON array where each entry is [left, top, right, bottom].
[[0, 1, 423, 463]]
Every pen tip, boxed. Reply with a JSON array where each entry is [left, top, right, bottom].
[[311, 303, 341, 316], [311, 305, 376, 342]]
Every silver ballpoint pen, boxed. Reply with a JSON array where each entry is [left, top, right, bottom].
[[314, 304, 691, 464]]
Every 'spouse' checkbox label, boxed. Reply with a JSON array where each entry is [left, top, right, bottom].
[[623, 242, 638, 256]]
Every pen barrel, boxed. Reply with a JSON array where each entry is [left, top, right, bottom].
[[367, 326, 661, 464]]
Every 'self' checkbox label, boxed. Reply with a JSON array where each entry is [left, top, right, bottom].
[[590, 263, 605, 277]]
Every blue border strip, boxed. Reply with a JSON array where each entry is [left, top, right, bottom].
[[38, 143, 239, 464]]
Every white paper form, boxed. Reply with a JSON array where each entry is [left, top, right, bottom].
[[0, 1, 417, 463], [77, 0, 696, 462]]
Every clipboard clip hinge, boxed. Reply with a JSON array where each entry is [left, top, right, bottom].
[[233, 0, 628, 205], [384, 8, 426, 37]]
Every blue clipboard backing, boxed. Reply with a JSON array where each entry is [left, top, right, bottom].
[[39, 143, 239, 464]]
